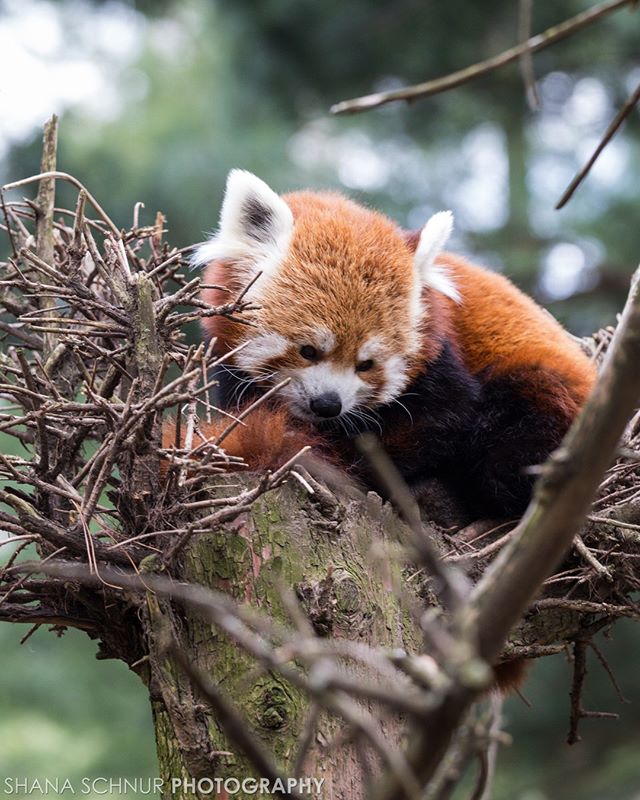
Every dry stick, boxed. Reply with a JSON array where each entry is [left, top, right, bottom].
[[472, 695, 504, 800], [14, 350, 49, 475], [567, 640, 618, 744], [445, 530, 515, 564], [2, 171, 120, 237], [163, 444, 313, 563], [36, 561, 416, 718], [292, 704, 321, 777], [213, 377, 292, 448], [14, 560, 422, 798], [0, 190, 18, 259], [356, 433, 471, 616], [556, 80, 640, 209], [330, 0, 634, 115], [372, 264, 640, 800], [518, 0, 540, 110], [0, 320, 42, 349], [34, 115, 58, 358], [534, 598, 636, 616], [35, 117, 58, 268], [573, 533, 613, 580], [474, 263, 640, 661]]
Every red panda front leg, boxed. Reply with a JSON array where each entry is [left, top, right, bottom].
[[460, 369, 581, 518]]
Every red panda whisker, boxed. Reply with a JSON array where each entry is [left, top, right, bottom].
[[336, 414, 356, 438], [220, 368, 274, 407], [234, 374, 276, 407], [345, 407, 383, 437], [218, 362, 274, 378], [390, 398, 415, 425], [358, 414, 383, 437]]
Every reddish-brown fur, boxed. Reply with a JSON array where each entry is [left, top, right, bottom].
[[493, 658, 530, 694], [203, 196, 595, 410], [201, 192, 437, 388], [402, 232, 596, 411], [442, 254, 596, 410], [162, 406, 320, 475]]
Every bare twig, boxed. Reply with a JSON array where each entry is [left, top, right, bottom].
[[518, 0, 540, 110], [166, 640, 304, 800], [568, 640, 619, 744], [556, 80, 640, 209], [356, 433, 471, 616], [331, 0, 633, 114]]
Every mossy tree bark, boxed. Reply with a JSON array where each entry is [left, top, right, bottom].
[[146, 481, 423, 800]]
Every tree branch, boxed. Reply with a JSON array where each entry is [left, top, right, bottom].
[[474, 264, 640, 662], [556, 80, 640, 209], [330, 0, 634, 115]]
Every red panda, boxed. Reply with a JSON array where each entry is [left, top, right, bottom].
[[190, 169, 596, 519]]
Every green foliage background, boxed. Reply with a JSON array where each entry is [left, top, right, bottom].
[[1, 0, 640, 797]]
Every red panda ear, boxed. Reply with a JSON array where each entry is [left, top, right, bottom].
[[413, 211, 460, 302], [192, 169, 293, 285]]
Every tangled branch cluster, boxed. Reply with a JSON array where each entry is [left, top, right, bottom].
[[0, 134, 302, 652]]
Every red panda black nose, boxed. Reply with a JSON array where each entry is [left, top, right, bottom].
[[309, 393, 342, 419]]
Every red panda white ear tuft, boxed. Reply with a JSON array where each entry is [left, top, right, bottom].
[[192, 170, 294, 284], [414, 211, 461, 303]]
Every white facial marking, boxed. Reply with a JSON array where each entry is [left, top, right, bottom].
[[379, 355, 409, 403], [358, 337, 410, 404], [413, 210, 461, 303], [192, 170, 293, 298], [235, 331, 289, 373], [357, 336, 383, 362], [281, 362, 368, 419], [314, 326, 336, 353]]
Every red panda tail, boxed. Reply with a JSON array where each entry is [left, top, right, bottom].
[[493, 657, 530, 694], [161, 405, 323, 476]]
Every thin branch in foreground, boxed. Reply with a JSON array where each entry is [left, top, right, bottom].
[[12, 559, 425, 797], [556, 80, 640, 209], [474, 264, 640, 662], [330, 0, 633, 115], [356, 433, 471, 618]]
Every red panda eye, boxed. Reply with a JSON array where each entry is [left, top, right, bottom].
[[356, 359, 374, 373], [300, 345, 319, 361]]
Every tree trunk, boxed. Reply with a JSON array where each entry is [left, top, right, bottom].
[[145, 481, 423, 799]]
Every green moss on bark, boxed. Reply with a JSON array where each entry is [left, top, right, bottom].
[[149, 479, 422, 798]]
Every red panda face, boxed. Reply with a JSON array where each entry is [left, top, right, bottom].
[[195, 171, 459, 422], [234, 327, 413, 422]]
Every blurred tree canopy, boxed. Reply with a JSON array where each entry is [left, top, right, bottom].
[[4, 0, 640, 334], [2, 1, 640, 798]]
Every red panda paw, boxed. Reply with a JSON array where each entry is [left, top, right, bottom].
[[162, 405, 322, 475]]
